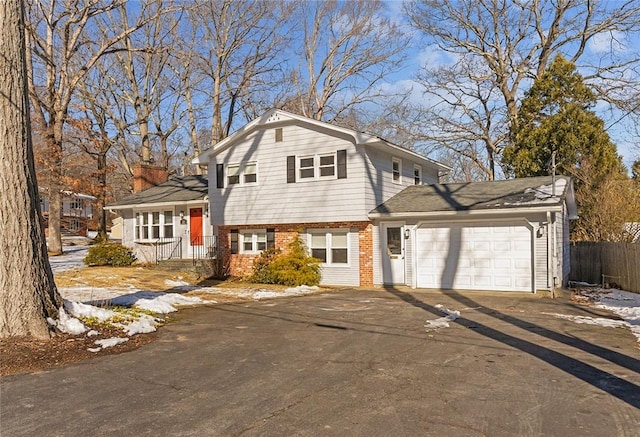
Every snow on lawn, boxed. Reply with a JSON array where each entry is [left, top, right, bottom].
[[424, 304, 460, 330], [48, 245, 89, 273], [54, 283, 323, 349], [195, 284, 321, 301], [551, 287, 640, 343]]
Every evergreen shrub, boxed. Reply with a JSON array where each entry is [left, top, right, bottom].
[[249, 238, 320, 286], [84, 242, 137, 267]]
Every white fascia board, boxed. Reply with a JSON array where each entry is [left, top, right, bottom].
[[368, 205, 564, 220], [105, 199, 208, 211]]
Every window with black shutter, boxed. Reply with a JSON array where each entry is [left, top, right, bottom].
[[216, 164, 224, 188], [267, 228, 275, 249], [337, 149, 347, 179], [230, 229, 238, 254], [287, 155, 296, 183]]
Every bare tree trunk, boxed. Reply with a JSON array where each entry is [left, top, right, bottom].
[[0, 0, 61, 339]]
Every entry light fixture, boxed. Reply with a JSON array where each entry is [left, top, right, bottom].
[[404, 228, 410, 239]]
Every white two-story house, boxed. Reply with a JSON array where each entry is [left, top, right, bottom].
[[193, 109, 449, 287]]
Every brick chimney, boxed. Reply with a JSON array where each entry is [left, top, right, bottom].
[[133, 164, 168, 193]]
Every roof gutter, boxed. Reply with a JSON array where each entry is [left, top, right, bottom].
[[106, 199, 208, 210], [368, 204, 565, 220]]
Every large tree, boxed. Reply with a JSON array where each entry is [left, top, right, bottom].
[[503, 55, 624, 181], [25, 0, 158, 254], [188, 0, 291, 146], [407, 0, 640, 180], [0, 0, 61, 339], [503, 55, 629, 241]]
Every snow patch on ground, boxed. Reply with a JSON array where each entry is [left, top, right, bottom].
[[564, 288, 640, 343], [48, 246, 89, 273], [47, 308, 87, 335], [194, 285, 321, 301], [425, 304, 460, 330], [89, 337, 129, 352], [544, 313, 630, 329]]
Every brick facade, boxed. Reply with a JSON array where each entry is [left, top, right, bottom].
[[218, 221, 374, 286]]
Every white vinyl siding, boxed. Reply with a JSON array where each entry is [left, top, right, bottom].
[[210, 124, 367, 224], [362, 146, 439, 213], [535, 221, 549, 290]]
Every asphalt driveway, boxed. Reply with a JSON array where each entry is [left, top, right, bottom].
[[2, 288, 639, 436]]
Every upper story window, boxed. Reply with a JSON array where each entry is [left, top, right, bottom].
[[299, 156, 315, 179], [392, 158, 401, 184], [226, 162, 258, 186], [298, 153, 335, 180], [414, 164, 422, 185], [287, 150, 347, 183], [69, 198, 83, 210], [136, 210, 173, 240]]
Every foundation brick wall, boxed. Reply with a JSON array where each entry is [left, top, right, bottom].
[[218, 221, 374, 286]]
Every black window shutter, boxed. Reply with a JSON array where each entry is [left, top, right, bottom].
[[287, 155, 296, 183], [216, 164, 224, 188], [230, 229, 238, 254], [337, 149, 347, 179], [267, 228, 275, 249]]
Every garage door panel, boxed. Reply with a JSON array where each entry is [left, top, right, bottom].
[[417, 223, 532, 292], [494, 276, 513, 288], [493, 241, 511, 251], [474, 258, 491, 268]]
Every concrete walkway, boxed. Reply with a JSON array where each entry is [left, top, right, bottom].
[[2, 288, 639, 436]]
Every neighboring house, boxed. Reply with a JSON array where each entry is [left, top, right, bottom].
[[40, 189, 96, 237], [193, 109, 578, 293], [370, 176, 578, 292], [106, 166, 214, 263]]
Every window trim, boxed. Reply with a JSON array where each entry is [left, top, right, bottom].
[[239, 229, 267, 254], [413, 164, 422, 185], [392, 157, 402, 184], [135, 209, 174, 241], [297, 153, 337, 181], [226, 161, 258, 186], [307, 229, 350, 266]]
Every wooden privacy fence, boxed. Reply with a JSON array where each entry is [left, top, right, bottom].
[[570, 242, 640, 293]]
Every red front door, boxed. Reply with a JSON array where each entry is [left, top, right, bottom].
[[190, 208, 203, 245]]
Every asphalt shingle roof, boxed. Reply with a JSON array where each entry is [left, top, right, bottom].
[[371, 176, 570, 215], [107, 175, 208, 208]]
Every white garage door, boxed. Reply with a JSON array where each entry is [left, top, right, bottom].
[[416, 223, 533, 292]]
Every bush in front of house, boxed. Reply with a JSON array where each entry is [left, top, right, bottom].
[[250, 247, 282, 284], [249, 238, 321, 286], [84, 242, 137, 267]]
